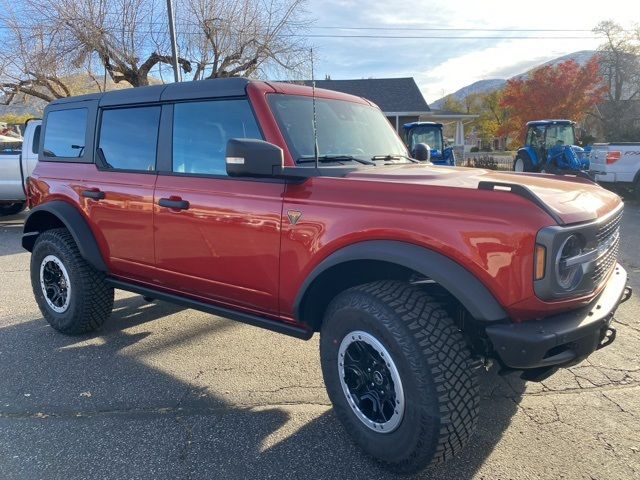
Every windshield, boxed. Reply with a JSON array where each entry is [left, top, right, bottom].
[[268, 94, 409, 164], [408, 126, 443, 152], [545, 124, 575, 148]]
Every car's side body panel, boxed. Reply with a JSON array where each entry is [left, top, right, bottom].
[[153, 174, 285, 315], [278, 175, 563, 322]]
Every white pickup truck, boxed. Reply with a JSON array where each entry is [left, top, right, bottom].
[[0, 119, 41, 216], [589, 143, 640, 200]]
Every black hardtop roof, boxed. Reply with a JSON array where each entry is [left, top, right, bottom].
[[526, 119, 575, 127], [48, 77, 254, 107]]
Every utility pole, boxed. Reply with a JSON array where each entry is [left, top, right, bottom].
[[166, 0, 181, 82]]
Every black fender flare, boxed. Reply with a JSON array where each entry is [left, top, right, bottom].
[[22, 201, 107, 272], [294, 240, 507, 323]]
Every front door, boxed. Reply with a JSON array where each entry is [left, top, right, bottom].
[[153, 99, 284, 315]]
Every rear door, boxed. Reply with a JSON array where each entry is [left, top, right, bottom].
[[153, 98, 284, 314], [82, 105, 160, 283]]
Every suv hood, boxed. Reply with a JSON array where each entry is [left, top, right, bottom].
[[346, 164, 621, 225]]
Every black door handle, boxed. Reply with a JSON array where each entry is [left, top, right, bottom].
[[82, 189, 105, 200], [158, 198, 190, 210]]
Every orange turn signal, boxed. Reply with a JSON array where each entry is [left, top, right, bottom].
[[534, 244, 546, 280]]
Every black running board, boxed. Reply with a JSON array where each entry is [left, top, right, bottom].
[[106, 278, 313, 340]]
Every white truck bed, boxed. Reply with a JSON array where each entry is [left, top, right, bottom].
[[589, 143, 640, 200], [0, 120, 41, 205]]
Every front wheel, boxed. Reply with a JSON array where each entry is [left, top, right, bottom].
[[320, 281, 479, 473], [513, 155, 533, 172], [0, 201, 26, 216], [30, 228, 114, 334]]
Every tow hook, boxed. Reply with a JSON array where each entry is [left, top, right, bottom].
[[621, 286, 633, 304], [598, 326, 616, 350]]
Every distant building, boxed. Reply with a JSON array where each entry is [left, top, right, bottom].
[[295, 77, 476, 147]]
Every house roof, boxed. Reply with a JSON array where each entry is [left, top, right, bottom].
[[296, 78, 430, 114]]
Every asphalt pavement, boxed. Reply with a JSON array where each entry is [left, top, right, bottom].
[[1, 202, 639, 480]]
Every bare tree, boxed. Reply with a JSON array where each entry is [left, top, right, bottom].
[[0, 2, 76, 104], [182, 0, 311, 80], [45, 0, 192, 87], [593, 21, 640, 141], [0, 0, 312, 107]]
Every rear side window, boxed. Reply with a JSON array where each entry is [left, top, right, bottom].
[[43, 109, 87, 158], [98, 106, 160, 171], [31, 125, 41, 154], [172, 100, 262, 175]]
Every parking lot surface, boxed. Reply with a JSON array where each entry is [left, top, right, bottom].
[[1, 202, 639, 480]]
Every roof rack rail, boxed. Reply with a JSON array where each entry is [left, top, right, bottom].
[[478, 181, 564, 225]]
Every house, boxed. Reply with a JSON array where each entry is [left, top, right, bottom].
[[296, 77, 476, 147]]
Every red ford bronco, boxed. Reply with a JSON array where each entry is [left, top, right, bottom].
[[23, 78, 631, 473]]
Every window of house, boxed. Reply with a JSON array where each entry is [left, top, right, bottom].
[[43, 109, 88, 158], [98, 106, 161, 171], [172, 100, 262, 175]]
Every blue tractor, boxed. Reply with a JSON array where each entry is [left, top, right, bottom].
[[403, 122, 456, 166], [513, 119, 589, 173]]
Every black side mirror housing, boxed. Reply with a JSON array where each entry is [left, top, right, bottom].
[[226, 138, 284, 177], [413, 143, 431, 162]]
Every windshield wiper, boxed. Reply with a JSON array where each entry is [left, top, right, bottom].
[[371, 154, 419, 163], [297, 155, 375, 166]]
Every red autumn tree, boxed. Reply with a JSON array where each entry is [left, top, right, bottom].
[[499, 57, 607, 144]]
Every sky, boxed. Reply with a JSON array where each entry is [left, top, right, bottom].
[[307, 0, 637, 103]]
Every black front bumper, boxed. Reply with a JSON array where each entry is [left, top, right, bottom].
[[486, 264, 631, 370]]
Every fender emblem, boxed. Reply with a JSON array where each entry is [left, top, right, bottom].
[[287, 210, 302, 225]]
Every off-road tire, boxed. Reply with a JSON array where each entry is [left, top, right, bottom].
[[30, 228, 114, 334], [320, 280, 479, 474], [0, 201, 26, 216]]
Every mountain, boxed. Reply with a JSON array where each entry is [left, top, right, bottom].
[[431, 79, 506, 109], [431, 50, 597, 109]]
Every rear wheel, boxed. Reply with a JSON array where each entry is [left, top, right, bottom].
[[320, 281, 479, 473], [30, 228, 114, 334], [0, 201, 26, 216]]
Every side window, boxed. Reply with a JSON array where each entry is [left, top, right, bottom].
[[527, 126, 545, 148], [172, 99, 262, 175], [98, 106, 160, 171], [31, 125, 41, 154], [43, 109, 87, 158], [526, 127, 534, 146]]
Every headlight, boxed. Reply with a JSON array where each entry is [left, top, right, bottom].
[[555, 234, 585, 291]]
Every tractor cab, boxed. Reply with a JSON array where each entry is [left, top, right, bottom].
[[514, 120, 589, 173], [403, 122, 455, 166]]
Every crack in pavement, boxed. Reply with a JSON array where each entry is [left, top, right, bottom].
[[0, 401, 333, 421]]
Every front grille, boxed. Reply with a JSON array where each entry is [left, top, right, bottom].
[[596, 208, 622, 244], [592, 208, 623, 285], [592, 235, 619, 284]]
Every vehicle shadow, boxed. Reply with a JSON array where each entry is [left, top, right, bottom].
[[247, 368, 524, 480], [0, 295, 524, 480]]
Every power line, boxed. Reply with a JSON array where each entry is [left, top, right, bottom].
[[0, 25, 601, 39], [311, 26, 604, 32]]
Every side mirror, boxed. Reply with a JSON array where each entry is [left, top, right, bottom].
[[413, 142, 431, 162], [226, 138, 284, 177]]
